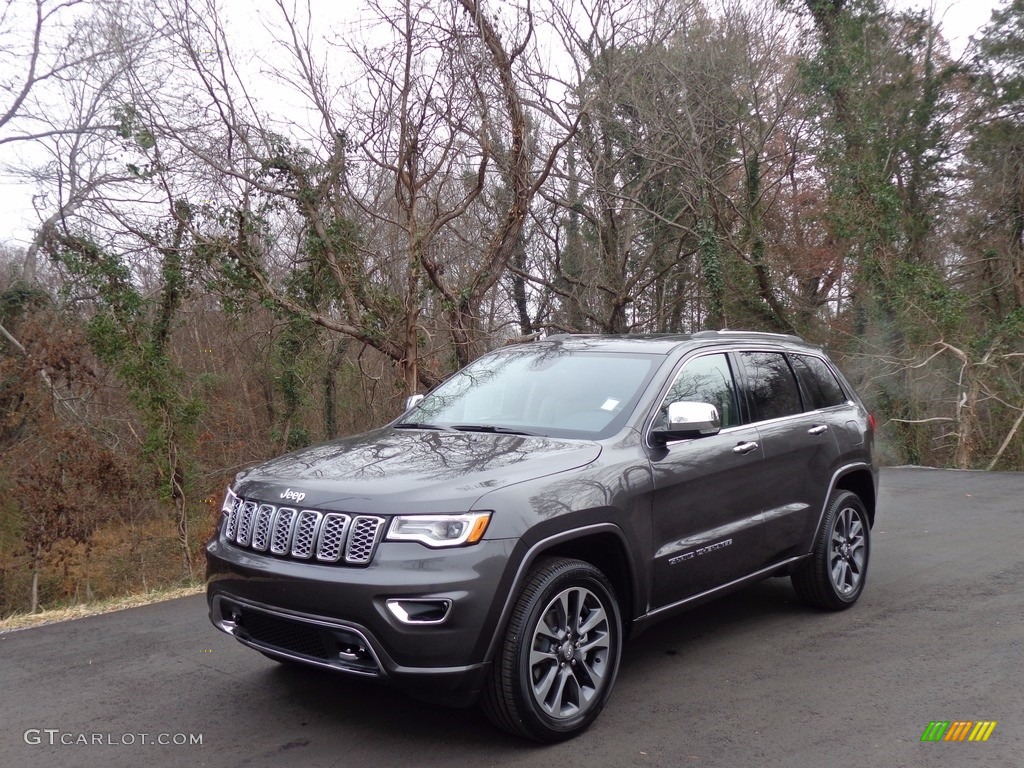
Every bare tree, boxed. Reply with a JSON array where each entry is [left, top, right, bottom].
[[521, 0, 806, 333]]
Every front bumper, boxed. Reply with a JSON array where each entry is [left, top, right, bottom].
[[205, 535, 516, 704]]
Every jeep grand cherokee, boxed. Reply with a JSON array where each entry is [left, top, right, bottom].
[[206, 331, 877, 741]]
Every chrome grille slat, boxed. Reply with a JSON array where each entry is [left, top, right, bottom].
[[251, 504, 275, 551], [223, 495, 383, 567], [224, 497, 241, 541], [346, 516, 385, 564], [270, 507, 297, 555], [236, 501, 258, 546], [290, 510, 321, 559], [316, 514, 350, 562]]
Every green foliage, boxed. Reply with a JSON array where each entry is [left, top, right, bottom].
[[0, 283, 49, 322], [296, 216, 361, 306], [798, 0, 955, 269], [113, 104, 155, 150], [251, 201, 364, 450], [887, 261, 968, 340], [964, 1, 1024, 327], [976, 306, 1024, 356], [48, 232, 202, 509], [975, 0, 1024, 110]]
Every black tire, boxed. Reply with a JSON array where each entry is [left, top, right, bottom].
[[481, 558, 622, 742], [792, 490, 871, 610]]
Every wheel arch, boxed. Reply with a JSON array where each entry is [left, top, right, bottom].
[[832, 467, 877, 526], [536, 532, 637, 633], [484, 524, 640, 664]]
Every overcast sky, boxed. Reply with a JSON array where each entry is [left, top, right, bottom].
[[911, 0, 996, 53]]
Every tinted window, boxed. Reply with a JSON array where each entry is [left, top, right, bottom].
[[658, 353, 740, 428], [791, 354, 847, 410], [739, 351, 801, 422]]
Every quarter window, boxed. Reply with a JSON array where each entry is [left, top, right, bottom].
[[791, 354, 847, 410], [738, 352, 802, 422]]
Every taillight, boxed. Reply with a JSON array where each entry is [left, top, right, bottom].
[[868, 413, 877, 431]]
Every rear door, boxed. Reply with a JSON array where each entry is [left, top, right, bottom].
[[787, 353, 861, 543], [735, 350, 843, 563]]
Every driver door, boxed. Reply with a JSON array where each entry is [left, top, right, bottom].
[[648, 352, 767, 608]]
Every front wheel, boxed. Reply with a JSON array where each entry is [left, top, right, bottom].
[[482, 558, 622, 742], [792, 490, 871, 610]]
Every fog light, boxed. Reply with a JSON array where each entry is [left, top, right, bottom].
[[386, 598, 453, 625]]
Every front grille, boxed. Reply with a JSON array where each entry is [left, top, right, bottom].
[[222, 495, 385, 567]]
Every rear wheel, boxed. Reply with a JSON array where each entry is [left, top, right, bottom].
[[482, 558, 622, 742], [792, 490, 870, 610]]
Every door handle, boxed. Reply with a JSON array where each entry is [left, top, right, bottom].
[[733, 441, 759, 455], [808, 425, 828, 436]]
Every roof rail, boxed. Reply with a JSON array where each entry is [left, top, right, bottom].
[[541, 333, 588, 341], [691, 329, 805, 343]]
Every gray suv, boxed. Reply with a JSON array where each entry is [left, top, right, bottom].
[[206, 331, 877, 741]]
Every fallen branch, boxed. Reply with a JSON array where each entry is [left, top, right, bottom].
[[987, 406, 1024, 471], [884, 417, 954, 425]]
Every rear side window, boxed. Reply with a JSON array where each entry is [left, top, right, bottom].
[[738, 351, 802, 422], [791, 354, 847, 410]]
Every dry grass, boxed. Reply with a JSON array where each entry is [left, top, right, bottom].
[[0, 584, 204, 633]]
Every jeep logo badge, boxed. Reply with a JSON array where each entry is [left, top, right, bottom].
[[280, 488, 306, 503]]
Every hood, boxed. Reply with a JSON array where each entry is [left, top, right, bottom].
[[233, 427, 602, 515]]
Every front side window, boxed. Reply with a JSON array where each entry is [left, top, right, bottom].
[[657, 353, 740, 429], [738, 351, 802, 422]]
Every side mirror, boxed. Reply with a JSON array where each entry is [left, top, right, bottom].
[[651, 401, 721, 444], [403, 393, 425, 412]]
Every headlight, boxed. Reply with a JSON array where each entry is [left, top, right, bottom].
[[217, 488, 238, 539], [386, 512, 491, 548], [221, 487, 238, 515]]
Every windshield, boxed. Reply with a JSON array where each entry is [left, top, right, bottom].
[[401, 345, 662, 439]]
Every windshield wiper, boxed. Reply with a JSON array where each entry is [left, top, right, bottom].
[[450, 424, 539, 437], [394, 422, 456, 431]]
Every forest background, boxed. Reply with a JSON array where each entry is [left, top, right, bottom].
[[2, 0, 1023, 616]]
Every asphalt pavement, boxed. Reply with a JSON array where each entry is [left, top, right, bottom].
[[1, 467, 1021, 768]]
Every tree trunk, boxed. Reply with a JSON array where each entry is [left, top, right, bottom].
[[30, 544, 41, 613], [954, 370, 982, 470]]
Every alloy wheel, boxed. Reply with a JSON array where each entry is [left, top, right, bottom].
[[528, 585, 612, 719]]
